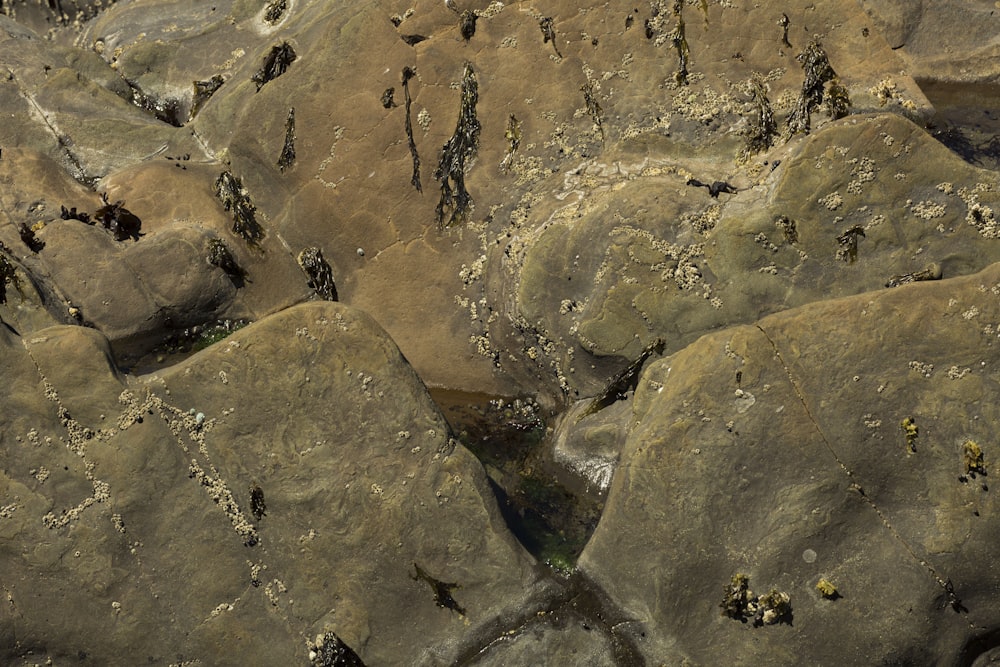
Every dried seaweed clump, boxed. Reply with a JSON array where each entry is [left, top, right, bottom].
[[539, 16, 561, 57], [963, 440, 987, 477], [825, 77, 851, 120], [252, 42, 297, 92], [500, 113, 522, 172], [741, 73, 777, 160], [308, 631, 366, 667], [667, 0, 691, 86], [214, 171, 265, 251], [297, 247, 338, 301], [412, 562, 465, 615], [459, 10, 477, 41], [277, 107, 296, 172], [578, 338, 664, 421], [207, 238, 248, 286], [0, 241, 23, 305], [721, 574, 793, 626], [787, 39, 836, 135], [263, 0, 287, 24], [581, 79, 605, 143], [836, 225, 864, 263], [402, 67, 421, 192], [95, 194, 142, 241], [434, 63, 481, 227]]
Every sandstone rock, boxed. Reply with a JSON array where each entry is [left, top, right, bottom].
[[580, 262, 1000, 664], [0, 302, 551, 665]]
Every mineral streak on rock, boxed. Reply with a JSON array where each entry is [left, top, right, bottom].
[[214, 170, 265, 251], [434, 63, 480, 226], [277, 107, 296, 172], [253, 41, 297, 92], [401, 66, 421, 193], [297, 247, 338, 301]]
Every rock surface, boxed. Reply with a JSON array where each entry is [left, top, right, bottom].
[[0, 302, 550, 665], [581, 262, 1000, 665], [2, 0, 1000, 664]]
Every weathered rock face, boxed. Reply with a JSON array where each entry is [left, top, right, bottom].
[[0, 302, 550, 665], [495, 111, 1000, 398], [580, 262, 1000, 665]]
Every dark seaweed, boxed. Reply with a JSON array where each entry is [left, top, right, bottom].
[[297, 247, 338, 301], [539, 17, 562, 57], [788, 39, 836, 135], [311, 632, 366, 667], [60, 205, 92, 224], [252, 42, 297, 92], [0, 241, 23, 305], [263, 0, 286, 24], [686, 178, 737, 198], [207, 238, 248, 287], [434, 63, 481, 226], [214, 171, 265, 251], [578, 338, 664, 421], [459, 10, 477, 41], [669, 0, 690, 86], [249, 485, 266, 521], [581, 79, 605, 143], [836, 225, 865, 263], [825, 77, 851, 120], [18, 222, 44, 252], [95, 194, 142, 241], [381, 87, 396, 109], [721, 573, 752, 621], [190, 75, 224, 120], [402, 67, 421, 192], [126, 81, 183, 127], [885, 263, 941, 288], [500, 113, 522, 172], [778, 13, 791, 48], [742, 73, 777, 159], [277, 107, 296, 172], [412, 563, 465, 615], [400, 34, 428, 46]]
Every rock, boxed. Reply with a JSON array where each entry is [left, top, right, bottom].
[[580, 262, 1000, 664], [0, 302, 551, 665]]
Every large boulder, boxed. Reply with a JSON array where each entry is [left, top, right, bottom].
[[580, 261, 1000, 665], [0, 301, 550, 665]]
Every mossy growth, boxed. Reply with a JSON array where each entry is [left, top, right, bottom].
[[741, 73, 777, 161], [963, 439, 987, 477], [788, 39, 836, 135], [214, 171, 265, 252], [901, 416, 919, 453], [434, 63, 481, 227], [816, 578, 839, 599]]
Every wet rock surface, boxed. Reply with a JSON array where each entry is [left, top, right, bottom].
[[2, 0, 1000, 664]]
